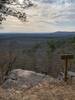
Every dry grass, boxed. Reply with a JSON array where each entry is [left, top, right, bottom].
[[0, 80, 75, 100]]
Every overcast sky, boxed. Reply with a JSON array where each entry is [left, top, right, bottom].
[[0, 0, 75, 33]]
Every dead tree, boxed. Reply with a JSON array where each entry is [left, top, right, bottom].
[[4, 40, 17, 80]]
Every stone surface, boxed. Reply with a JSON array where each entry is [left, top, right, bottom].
[[3, 69, 55, 89]]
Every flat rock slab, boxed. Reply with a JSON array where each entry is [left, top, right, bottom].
[[3, 69, 55, 90]]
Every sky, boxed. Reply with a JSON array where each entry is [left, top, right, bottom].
[[0, 0, 75, 33]]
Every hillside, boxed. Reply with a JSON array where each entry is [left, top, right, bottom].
[[0, 33, 75, 100], [0, 33, 75, 83]]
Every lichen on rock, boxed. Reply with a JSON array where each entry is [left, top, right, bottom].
[[2, 69, 56, 90]]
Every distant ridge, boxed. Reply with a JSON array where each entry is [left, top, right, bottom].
[[0, 31, 75, 39]]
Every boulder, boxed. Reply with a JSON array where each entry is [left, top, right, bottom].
[[3, 69, 55, 90]]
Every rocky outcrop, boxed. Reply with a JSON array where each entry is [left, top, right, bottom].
[[3, 69, 56, 90]]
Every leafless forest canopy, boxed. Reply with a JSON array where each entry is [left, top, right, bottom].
[[0, 32, 75, 84]]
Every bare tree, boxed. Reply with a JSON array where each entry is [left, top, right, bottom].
[[0, 40, 17, 84], [6, 40, 16, 75]]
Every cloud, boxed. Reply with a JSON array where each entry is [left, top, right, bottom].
[[0, 0, 75, 32]]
